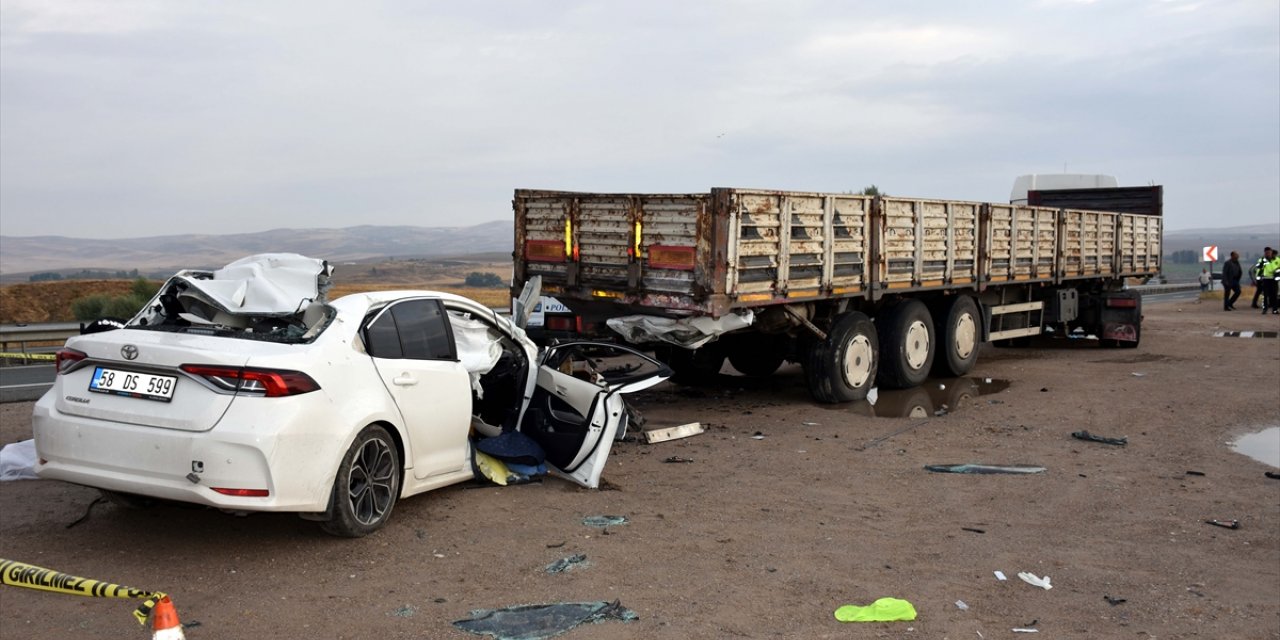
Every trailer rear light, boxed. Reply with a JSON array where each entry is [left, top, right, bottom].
[[55, 348, 87, 374], [180, 365, 320, 397], [526, 240, 565, 263], [647, 245, 696, 270], [545, 316, 575, 332], [1105, 297, 1138, 308], [211, 487, 270, 497]]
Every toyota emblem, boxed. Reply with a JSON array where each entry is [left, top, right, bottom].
[[121, 344, 139, 361]]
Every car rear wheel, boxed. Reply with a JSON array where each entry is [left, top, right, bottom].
[[321, 425, 400, 538]]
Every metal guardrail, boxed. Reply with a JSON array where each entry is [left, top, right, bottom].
[[0, 322, 79, 363]]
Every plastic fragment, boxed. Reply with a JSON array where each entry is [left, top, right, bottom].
[[1205, 519, 1239, 530], [833, 597, 917, 622], [581, 515, 628, 528], [1018, 572, 1052, 590], [545, 554, 588, 574], [926, 464, 1046, 475], [1071, 430, 1127, 446], [1012, 629, 1039, 633], [453, 600, 637, 640], [994, 571, 1007, 581], [955, 600, 969, 611]]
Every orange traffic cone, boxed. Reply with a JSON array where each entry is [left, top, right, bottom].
[[151, 596, 186, 640]]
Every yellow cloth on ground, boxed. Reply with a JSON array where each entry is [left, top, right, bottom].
[[834, 597, 918, 622]]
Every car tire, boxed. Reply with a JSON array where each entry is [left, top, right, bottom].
[[932, 295, 980, 377], [804, 311, 878, 403], [876, 299, 935, 389], [321, 424, 400, 538]]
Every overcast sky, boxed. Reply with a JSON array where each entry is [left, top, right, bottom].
[[1, 0, 1276, 238]]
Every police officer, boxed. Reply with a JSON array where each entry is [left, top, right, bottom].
[[1250, 248, 1271, 309], [1262, 248, 1280, 315]]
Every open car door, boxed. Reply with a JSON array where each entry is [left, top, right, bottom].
[[520, 343, 671, 488]]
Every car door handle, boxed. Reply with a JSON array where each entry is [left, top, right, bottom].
[[393, 375, 418, 386]]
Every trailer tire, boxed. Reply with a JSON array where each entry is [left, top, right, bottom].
[[876, 299, 935, 389], [804, 311, 878, 403], [932, 295, 980, 377], [654, 344, 726, 385], [727, 335, 789, 377]]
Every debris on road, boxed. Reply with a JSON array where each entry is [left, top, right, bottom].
[[545, 554, 588, 574], [65, 496, 106, 530], [1071, 430, 1128, 446], [1265, 471, 1280, 480], [643, 422, 705, 444], [1186, 470, 1206, 477], [961, 527, 986, 534], [833, 597, 918, 622], [662, 456, 694, 464], [751, 431, 765, 440], [0, 439, 37, 481], [581, 515, 628, 528], [453, 600, 637, 640], [1204, 519, 1240, 530], [994, 571, 1008, 581], [1104, 595, 1127, 606], [925, 464, 1046, 475], [955, 600, 969, 611], [1017, 572, 1053, 590], [1012, 628, 1040, 633]]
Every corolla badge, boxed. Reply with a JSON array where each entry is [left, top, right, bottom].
[[121, 344, 139, 360]]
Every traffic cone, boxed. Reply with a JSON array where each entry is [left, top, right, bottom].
[[151, 596, 186, 640]]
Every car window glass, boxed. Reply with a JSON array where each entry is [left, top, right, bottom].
[[364, 309, 403, 359], [390, 299, 456, 361]]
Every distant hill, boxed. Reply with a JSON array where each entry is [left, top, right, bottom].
[[1163, 223, 1280, 254], [0, 221, 513, 281]]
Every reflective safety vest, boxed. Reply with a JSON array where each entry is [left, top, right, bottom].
[[1254, 258, 1268, 278], [1264, 257, 1280, 279]]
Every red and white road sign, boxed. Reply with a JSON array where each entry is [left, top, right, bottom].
[[1202, 245, 1218, 262]]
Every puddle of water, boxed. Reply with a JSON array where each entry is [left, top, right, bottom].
[[822, 377, 1010, 419], [1231, 427, 1280, 468]]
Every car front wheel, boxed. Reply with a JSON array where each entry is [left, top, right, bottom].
[[321, 424, 400, 538]]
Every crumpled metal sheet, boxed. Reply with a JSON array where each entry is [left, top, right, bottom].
[[605, 310, 753, 349], [176, 253, 332, 317], [453, 600, 637, 640]]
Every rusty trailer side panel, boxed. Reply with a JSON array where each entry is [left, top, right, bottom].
[[1060, 208, 1118, 279], [984, 204, 1058, 283], [1118, 213, 1162, 276], [879, 198, 980, 290], [513, 187, 1161, 318]]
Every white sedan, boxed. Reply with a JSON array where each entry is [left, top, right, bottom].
[[33, 254, 669, 536]]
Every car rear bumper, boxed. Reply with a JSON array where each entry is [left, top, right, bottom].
[[32, 394, 341, 513]]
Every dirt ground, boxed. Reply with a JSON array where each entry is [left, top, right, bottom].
[[1, 298, 1277, 639]]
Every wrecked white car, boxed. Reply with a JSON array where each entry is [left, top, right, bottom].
[[32, 254, 670, 536]]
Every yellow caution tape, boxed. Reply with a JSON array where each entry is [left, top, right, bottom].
[[0, 558, 166, 625], [0, 352, 55, 361]]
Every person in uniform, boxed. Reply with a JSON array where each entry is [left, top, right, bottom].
[[1251, 248, 1271, 309], [1262, 248, 1280, 315]]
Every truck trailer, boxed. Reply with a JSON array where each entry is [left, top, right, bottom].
[[512, 186, 1162, 403]]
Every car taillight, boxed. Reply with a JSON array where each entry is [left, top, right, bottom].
[[1105, 297, 1138, 308], [211, 487, 270, 497], [179, 365, 320, 397], [55, 348, 87, 374]]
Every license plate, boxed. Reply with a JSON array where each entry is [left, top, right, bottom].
[[88, 367, 177, 402]]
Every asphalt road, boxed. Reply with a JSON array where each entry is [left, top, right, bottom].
[[0, 364, 55, 403]]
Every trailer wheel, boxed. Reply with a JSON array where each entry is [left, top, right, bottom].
[[654, 344, 726, 385], [932, 295, 980, 377], [876, 299, 935, 389], [727, 335, 789, 377], [804, 311, 877, 403]]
